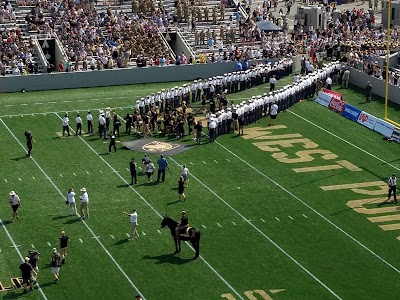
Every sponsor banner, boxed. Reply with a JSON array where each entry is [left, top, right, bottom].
[[342, 103, 361, 122], [315, 96, 331, 107], [328, 97, 346, 113], [391, 127, 400, 142], [323, 89, 342, 100], [357, 111, 378, 129], [373, 119, 395, 138]]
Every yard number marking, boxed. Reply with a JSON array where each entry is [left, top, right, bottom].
[[222, 289, 279, 300]]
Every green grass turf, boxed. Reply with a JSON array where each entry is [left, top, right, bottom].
[[1, 78, 400, 299]]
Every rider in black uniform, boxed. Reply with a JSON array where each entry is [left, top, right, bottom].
[[175, 210, 189, 239], [25, 131, 33, 157]]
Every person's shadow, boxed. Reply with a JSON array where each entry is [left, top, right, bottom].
[[113, 238, 130, 246], [142, 254, 193, 265]]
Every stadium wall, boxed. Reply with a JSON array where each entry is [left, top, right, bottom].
[[347, 66, 400, 105], [2, 62, 238, 93]]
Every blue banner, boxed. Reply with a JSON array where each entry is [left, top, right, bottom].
[[342, 103, 361, 122]]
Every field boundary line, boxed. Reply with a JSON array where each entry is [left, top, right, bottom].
[[0, 118, 146, 300], [0, 218, 49, 300], [287, 109, 400, 171], [207, 128, 400, 275], [0, 106, 134, 118], [168, 157, 342, 300], [53, 113, 245, 300]]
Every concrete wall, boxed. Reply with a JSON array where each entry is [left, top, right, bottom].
[[347, 66, 400, 105], [2, 62, 237, 93]]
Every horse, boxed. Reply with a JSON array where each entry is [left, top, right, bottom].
[[160, 215, 201, 259]]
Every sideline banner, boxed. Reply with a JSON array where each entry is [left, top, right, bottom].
[[342, 103, 361, 122], [357, 111, 378, 129], [315, 91, 332, 107], [373, 119, 395, 138], [391, 127, 400, 141], [323, 89, 343, 100], [328, 97, 346, 113]]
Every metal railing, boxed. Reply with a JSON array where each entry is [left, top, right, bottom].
[[31, 35, 49, 73]]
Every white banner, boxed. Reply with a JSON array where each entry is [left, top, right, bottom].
[[373, 119, 395, 138], [315, 91, 332, 107], [357, 111, 378, 130]]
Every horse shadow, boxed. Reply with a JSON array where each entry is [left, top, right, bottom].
[[142, 254, 193, 265], [113, 238, 130, 246], [166, 200, 180, 205]]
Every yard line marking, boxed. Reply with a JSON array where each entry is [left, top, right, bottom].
[[157, 230, 162, 234], [214, 160, 218, 163], [217, 223, 222, 227], [169, 156, 342, 300], [73, 172, 76, 176], [32, 176, 35, 180], [5, 104, 13, 107], [210, 133, 400, 276], [49, 101, 57, 104], [231, 221, 237, 225], [1, 117, 147, 299], [63, 100, 71, 103], [288, 216, 294, 220], [126, 168, 129, 172], [110, 235, 115, 239], [142, 232, 146, 236], [59, 174, 63, 177], [4, 179, 7, 182], [237, 187, 241, 189], [86, 171, 90, 174], [21, 103, 28, 106], [35, 102, 43, 105], [47, 242, 51, 247], [275, 217, 280, 222], [11, 245, 21, 248], [226, 158, 230, 162], [202, 224, 207, 229], [56, 116, 244, 300], [261, 218, 266, 223], [202, 161, 206, 164], [91, 236, 101, 239], [303, 214, 308, 219], [119, 96, 128, 99], [32, 114, 35, 117], [106, 97, 113, 100], [79, 238, 83, 243], [0, 219, 49, 300], [190, 162, 194, 165], [126, 233, 131, 238], [31, 244, 35, 249], [18, 178, 22, 181]]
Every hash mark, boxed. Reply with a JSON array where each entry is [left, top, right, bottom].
[[47, 242, 51, 246], [49, 101, 57, 104], [86, 171, 90, 174], [21, 104, 28, 106], [231, 221, 237, 225], [275, 217, 280, 222], [79, 238, 83, 243], [217, 223, 222, 227], [59, 174, 63, 177], [202, 225, 207, 229], [237, 187, 241, 189], [11, 245, 21, 248], [202, 161, 206, 164], [32, 176, 35, 180], [91, 236, 101, 239], [261, 218, 266, 222], [157, 230, 162, 234], [214, 160, 218, 163], [190, 162, 194, 165], [18, 178, 21, 181], [100, 170, 103, 173], [288, 216, 294, 220], [5, 104, 13, 107], [4, 179, 7, 182], [302, 214, 308, 219], [31, 244, 35, 249], [63, 101, 71, 103], [110, 235, 115, 239], [73, 173, 76, 176], [126, 168, 129, 172], [142, 232, 146, 236], [125, 233, 130, 238]]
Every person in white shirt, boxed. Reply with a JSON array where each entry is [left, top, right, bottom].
[[181, 164, 189, 187], [9, 191, 21, 222], [269, 101, 279, 126], [270, 75, 277, 92], [62, 114, 70, 136], [66, 188, 77, 215], [75, 113, 82, 135], [326, 77, 333, 90], [99, 113, 107, 139], [105, 107, 111, 130], [86, 111, 93, 133], [123, 209, 139, 240], [387, 174, 397, 204], [79, 188, 89, 219]]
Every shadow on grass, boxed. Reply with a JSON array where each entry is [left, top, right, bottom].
[[136, 181, 159, 187], [1, 220, 13, 225], [117, 184, 130, 188], [3, 291, 26, 299], [142, 253, 193, 265], [52, 215, 70, 220], [63, 218, 81, 225], [166, 200, 180, 205], [113, 238, 130, 246], [10, 156, 28, 161]]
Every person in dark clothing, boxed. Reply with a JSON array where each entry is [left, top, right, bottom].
[[59, 231, 69, 264], [187, 113, 194, 136], [124, 113, 132, 135], [25, 131, 33, 157], [209, 98, 216, 113], [129, 157, 137, 185], [20, 257, 36, 293], [176, 119, 185, 140], [28, 249, 40, 283], [113, 116, 121, 138], [365, 81, 372, 103], [156, 154, 168, 182], [194, 120, 203, 144], [177, 176, 186, 202], [108, 132, 116, 154], [175, 210, 189, 239]]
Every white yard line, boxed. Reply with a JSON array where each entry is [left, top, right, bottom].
[[0, 219, 49, 300], [168, 156, 342, 300], [207, 116, 400, 276], [53, 113, 244, 300], [0, 117, 146, 299]]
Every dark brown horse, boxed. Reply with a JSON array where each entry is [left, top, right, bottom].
[[160, 215, 201, 259]]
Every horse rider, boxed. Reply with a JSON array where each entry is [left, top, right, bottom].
[[175, 210, 189, 239]]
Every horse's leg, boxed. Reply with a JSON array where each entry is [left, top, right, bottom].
[[178, 238, 181, 253], [174, 237, 179, 254], [194, 232, 200, 259]]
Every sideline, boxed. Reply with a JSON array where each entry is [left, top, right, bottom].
[[0, 118, 147, 300], [53, 113, 245, 300], [287, 109, 400, 171], [168, 157, 343, 300], [207, 127, 400, 275], [0, 218, 49, 300]]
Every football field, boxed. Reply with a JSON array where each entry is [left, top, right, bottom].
[[1, 79, 400, 300]]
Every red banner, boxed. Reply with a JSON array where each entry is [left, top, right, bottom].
[[328, 97, 346, 113], [323, 89, 343, 101]]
